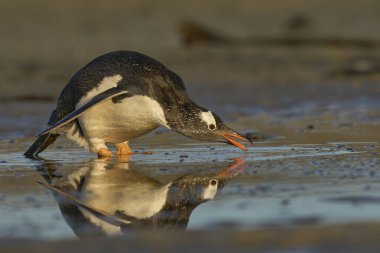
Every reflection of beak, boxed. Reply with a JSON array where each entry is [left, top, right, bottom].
[[218, 132, 249, 150], [217, 157, 247, 178]]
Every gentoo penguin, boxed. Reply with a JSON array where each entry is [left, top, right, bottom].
[[25, 51, 250, 158], [38, 158, 247, 237]]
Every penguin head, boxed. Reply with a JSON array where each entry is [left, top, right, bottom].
[[166, 105, 251, 150], [166, 175, 228, 207]]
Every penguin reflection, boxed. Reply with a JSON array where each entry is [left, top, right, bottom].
[[39, 157, 246, 238]]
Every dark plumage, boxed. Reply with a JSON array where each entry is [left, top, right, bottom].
[[56, 51, 189, 122]]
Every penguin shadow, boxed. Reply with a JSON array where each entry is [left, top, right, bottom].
[[37, 156, 247, 239]]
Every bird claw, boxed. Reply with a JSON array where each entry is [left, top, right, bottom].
[[97, 148, 113, 158]]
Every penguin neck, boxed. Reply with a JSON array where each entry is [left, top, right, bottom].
[[163, 102, 201, 131]]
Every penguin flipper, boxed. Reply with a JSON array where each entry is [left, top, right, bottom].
[[38, 181, 130, 226], [38, 88, 128, 136], [24, 133, 59, 158]]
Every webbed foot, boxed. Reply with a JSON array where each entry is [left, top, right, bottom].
[[116, 142, 132, 155], [97, 148, 113, 158]]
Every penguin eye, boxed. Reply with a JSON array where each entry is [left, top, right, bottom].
[[209, 179, 218, 186], [208, 124, 216, 130]]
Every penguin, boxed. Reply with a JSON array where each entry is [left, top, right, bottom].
[[25, 51, 250, 158], [37, 158, 247, 237]]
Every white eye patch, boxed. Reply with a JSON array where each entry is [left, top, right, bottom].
[[201, 179, 219, 199], [200, 111, 217, 130]]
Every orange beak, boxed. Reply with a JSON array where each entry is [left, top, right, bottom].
[[218, 132, 249, 150]]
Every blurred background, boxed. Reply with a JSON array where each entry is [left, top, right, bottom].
[[1, 0, 380, 112]]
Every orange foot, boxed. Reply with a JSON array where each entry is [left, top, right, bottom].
[[97, 148, 113, 158], [116, 143, 132, 155]]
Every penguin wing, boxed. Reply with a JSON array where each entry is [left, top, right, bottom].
[[37, 87, 128, 136], [38, 181, 130, 226]]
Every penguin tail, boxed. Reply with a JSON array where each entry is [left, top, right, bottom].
[[24, 133, 59, 159]]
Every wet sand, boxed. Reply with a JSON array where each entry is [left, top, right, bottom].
[[0, 0, 380, 252], [2, 224, 380, 253]]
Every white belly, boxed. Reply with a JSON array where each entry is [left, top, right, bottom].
[[81, 170, 170, 219], [77, 165, 170, 235], [78, 95, 167, 144]]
